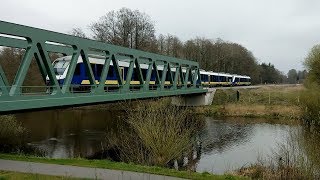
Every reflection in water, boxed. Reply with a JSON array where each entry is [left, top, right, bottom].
[[199, 117, 253, 154], [15, 110, 298, 174], [196, 117, 295, 174], [16, 110, 122, 158]]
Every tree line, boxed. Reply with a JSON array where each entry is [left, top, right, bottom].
[[72, 7, 289, 84]]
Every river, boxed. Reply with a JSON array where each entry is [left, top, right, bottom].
[[15, 109, 300, 174]]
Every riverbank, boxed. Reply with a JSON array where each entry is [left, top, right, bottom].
[[195, 85, 303, 122], [0, 154, 246, 180]]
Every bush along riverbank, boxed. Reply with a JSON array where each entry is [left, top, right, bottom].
[[195, 85, 303, 121]]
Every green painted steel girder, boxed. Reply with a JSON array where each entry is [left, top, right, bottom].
[[0, 20, 207, 113]]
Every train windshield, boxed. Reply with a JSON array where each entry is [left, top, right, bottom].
[[53, 60, 70, 75]]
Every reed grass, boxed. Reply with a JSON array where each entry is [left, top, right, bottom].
[[300, 84, 320, 125]]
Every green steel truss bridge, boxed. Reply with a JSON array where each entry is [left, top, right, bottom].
[[0, 21, 206, 113]]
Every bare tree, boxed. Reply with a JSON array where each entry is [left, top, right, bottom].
[[70, 28, 87, 38], [157, 34, 165, 54], [90, 8, 156, 52]]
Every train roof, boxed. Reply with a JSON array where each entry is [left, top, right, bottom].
[[233, 74, 251, 79], [54, 55, 251, 79]]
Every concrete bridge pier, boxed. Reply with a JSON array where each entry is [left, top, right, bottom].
[[171, 88, 216, 106]]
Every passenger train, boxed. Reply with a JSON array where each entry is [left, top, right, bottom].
[[48, 55, 251, 89]]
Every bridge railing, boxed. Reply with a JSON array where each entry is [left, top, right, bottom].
[[0, 21, 206, 112]]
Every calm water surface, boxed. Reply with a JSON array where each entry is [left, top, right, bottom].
[[15, 109, 297, 174], [197, 118, 294, 173]]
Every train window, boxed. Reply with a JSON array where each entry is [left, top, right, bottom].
[[150, 70, 156, 80], [132, 68, 137, 80], [53, 60, 70, 75], [90, 64, 96, 76], [158, 70, 163, 78], [141, 69, 147, 80], [108, 66, 114, 77], [211, 75, 216, 82], [122, 67, 126, 80], [188, 72, 193, 81], [74, 64, 81, 76], [172, 72, 175, 79], [96, 64, 103, 77], [166, 71, 172, 81], [200, 74, 205, 81]]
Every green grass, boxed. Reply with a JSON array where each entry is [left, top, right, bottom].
[[0, 170, 83, 180], [0, 154, 247, 180]]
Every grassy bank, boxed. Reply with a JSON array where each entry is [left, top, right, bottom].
[[0, 154, 246, 180], [195, 85, 303, 121]]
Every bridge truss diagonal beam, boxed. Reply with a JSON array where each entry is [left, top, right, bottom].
[[0, 20, 207, 113]]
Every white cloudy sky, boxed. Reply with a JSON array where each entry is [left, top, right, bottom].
[[1, 0, 320, 73]]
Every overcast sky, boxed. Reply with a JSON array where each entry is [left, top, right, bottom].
[[1, 0, 320, 73]]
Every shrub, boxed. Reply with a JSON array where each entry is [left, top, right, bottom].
[[106, 98, 202, 167], [300, 84, 320, 125], [0, 115, 26, 151]]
